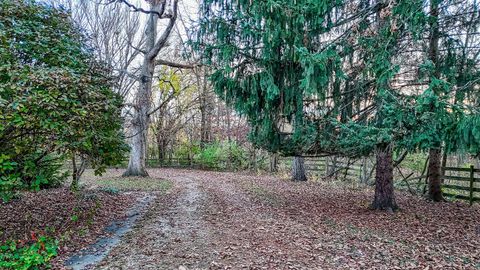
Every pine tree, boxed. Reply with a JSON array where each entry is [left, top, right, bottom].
[[195, 0, 480, 209]]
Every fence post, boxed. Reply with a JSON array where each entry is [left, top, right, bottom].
[[469, 165, 474, 206]]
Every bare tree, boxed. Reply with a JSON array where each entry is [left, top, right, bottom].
[[61, 0, 145, 99], [120, 0, 180, 176]]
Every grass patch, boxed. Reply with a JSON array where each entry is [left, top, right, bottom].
[[95, 177, 173, 192]]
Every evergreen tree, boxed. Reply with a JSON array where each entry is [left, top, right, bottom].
[[195, 0, 480, 209]]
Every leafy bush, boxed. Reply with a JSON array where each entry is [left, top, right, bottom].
[[0, 236, 58, 270], [0, 0, 127, 196], [400, 152, 428, 173], [195, 141, 248, 170], [0, 155, 21, 202], [174, 142, 200, 165]]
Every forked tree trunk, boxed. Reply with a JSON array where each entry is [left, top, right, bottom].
[[123, 0, 178, 177], [428, 148, 444, 201], [123, 50, 155, 177], [71, 154, 86, 191], [371, 145, 397, 211], [292, 156, 307, 181]]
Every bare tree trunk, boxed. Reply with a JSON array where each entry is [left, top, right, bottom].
[[371, 145, 397, 211], [70, 154, 86, 191], [71, 154, 79, 191], [226, 106, 231, 142], [157, 135, 167, 163], [428, 148, 444, 201], [199, 68, 212, 149], [269, 152, 278, 173], [124, 36, 155, 177], [250, 147, 257, 171], [123, 0, 178, 177], [292, 156, 307, 181]]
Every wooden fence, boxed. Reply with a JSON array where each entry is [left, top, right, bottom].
[[442, 165, 480, 205], [141, 157, 245, 171], [279, 156, 372, 183], [279, 156, 480, 205]]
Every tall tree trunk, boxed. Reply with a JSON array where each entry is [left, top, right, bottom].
[[71, 154, 79, 191], [124, 43, 155, 177], [426, 0, 444, 199], [226, 106, 231, 142], [428, 148, 444, 201], [123, 0, 178, 177], [371, 145, 397, 211], [292, 156, 307, 181], [157, 135, 167, 163]]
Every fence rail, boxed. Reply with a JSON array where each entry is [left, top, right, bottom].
[[442, 165, 480, 205], [279, 156, 369, 183], [280, 157, 480, 206]]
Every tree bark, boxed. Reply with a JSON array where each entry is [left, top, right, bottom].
[[71, 154, 79, 191], [157, 135, 167, 163], [199, 68, 212, 149], [428, 148, 444, 201], [250, 147, 257, 171], [371, 145, 397, 211], [123, 0, 178, 177], [269, 152, 278, 173], [123, 40, 155, 177], [292, 156, 307, 181], [425, 0, 444, 200], [70, 154, 86, 191]]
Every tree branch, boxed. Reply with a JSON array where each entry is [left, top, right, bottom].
[[155, 59, 198, 69], [112, 0, 164, 18], [147, 0, 179, 61]]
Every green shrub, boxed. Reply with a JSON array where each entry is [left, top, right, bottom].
[[0, 0, 127, 195], [195, 141, 248, 170], [174, 142, 200, 165], [0, 155, 21, 202], [0, 236, 58, 270], [400, 152, 428, 173], [0, 153, 67, 202]]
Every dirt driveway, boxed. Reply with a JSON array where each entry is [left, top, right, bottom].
[[74, 169, 479, 270]]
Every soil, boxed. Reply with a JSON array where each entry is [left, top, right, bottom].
[[3, 168, 479, 269], [75, 168, 480, 269]]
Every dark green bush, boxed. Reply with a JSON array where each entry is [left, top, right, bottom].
[[0, 0, 127, 197], [0, 236, 58, 270], [0, 155, 21, 202]]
